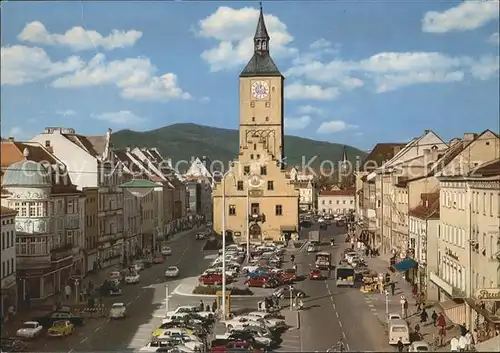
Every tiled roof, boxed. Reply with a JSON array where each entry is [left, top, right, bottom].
[[51, 184, 81, 195], [63, 134, 100, 157], [408, 193, 439, 219], [469, 159, 500, 177], [0, 206, 17, 216], [86, 135, 107, 155], [319, 189, 356, 197], [361, 143, 406, 172]]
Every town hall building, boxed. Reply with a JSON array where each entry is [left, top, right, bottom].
[[212, 6, 299, 243]]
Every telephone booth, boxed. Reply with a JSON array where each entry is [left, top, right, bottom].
[[216, 290, 232, 316]]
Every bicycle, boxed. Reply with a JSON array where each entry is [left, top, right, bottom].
[[431, 333, 441, 350]]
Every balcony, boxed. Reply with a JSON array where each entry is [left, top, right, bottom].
[[65, 214, 80, 230], [98, 208, 123, 218], [51, 243, 73, 262], [17, 255, 52, 270]]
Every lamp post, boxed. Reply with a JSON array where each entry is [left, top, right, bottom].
[[221, 169, 233, 320], [120, 179, 156, 261], [246, 183, 250, 261]]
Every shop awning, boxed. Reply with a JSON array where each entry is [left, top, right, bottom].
[[280, 226, 296, 232], [393, 257, 418, 272]]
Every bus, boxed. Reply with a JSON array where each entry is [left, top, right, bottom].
[[336, 266, 355, 287]]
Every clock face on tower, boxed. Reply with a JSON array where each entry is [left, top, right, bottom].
[[251, 81, 269, 99]]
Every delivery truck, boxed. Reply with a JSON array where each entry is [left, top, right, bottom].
[[315, 251, 331, 270], [308, 230, 320, 244]]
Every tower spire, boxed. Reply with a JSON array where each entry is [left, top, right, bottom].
[[254, 2, 270, 55]]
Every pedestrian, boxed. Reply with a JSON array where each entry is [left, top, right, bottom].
[[450, 337, 459, 352], [459, 323, 467, 336], [414, 323, 420, 334], [458, 334, 467, 352], [7, 305, 14, 321], [412, 284, 418, 297], [420, 308, 428, 323], [298, 299, 304, 311], [431, 310, 438, 326], [396, 338, 404, 352], [390, 282, 395, 296], [199, 300, 204, 311], [64, 284, 71, 301], [464, 331, 473, 351], [212, 299, 217, 313], [205, 304, 210, 312], [416, 296, 422, 312], [437, 312, 446, 330]]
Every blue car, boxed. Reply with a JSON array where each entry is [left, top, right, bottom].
[[247, 268, 271, 277]]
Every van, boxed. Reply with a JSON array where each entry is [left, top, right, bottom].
[[388, 319, 410, 345]]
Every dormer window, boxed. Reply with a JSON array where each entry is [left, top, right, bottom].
[[262, 41, 267, 50], [45, 140, 50, 147]]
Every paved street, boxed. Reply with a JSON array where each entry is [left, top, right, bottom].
[[293, 223, 391, 351], [28, 228, 209, 352]]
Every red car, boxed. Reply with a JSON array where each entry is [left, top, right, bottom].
[[199, 274, 223, 285], [281, 268, 297, 282], [309, 269, 323, 280], [245, 275, 277, 288], [152, 256, 164, 264]]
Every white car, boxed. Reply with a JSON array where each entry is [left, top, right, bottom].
[[162, 313, 203, 325], [169, 305, 214, 319], [161, 247, 172, 256], [125, 272, 140, 284], [240, 314, 285, 329], [139, 341, 171, 352], [388, 312, 402, 321], [132, 262, 144, 272], [16, 321, 43, 338], [242, 264, 260, 273], [408, 341, 430, 352], [223, 316, 267, 331], [165, 266, 180, 277], [307, 244, 317, 253], [195, 232, 206, 240], [109, 302, 127, 319]]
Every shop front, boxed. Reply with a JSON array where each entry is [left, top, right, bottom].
[[465, 288, 500, 342], [17, 256, 74, 302], [85, 248, 98, 273], [1, 277, 18, 322], [429, 272, 467, 325]]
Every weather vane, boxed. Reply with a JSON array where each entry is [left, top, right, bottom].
[[260, 1, 263, 11]]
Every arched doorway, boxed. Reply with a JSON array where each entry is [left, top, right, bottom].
[[249, 224, 262, 241]]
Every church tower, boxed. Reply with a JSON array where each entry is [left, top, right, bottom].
[[211, 4, 299, 244], [239, 3, 285, 168]]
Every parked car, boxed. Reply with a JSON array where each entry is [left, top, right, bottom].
[[195, 232, 206, 240], [309, 269, 323, 280], [47, 320, 74, 337], [125, 272, 140, 284], [199, 274, 223, 286], [244, 275, 277, 288], [161, 246, 172, 256], [16, 321, 43, 338], [152, 256, 165, 264], [33, 310, 84, 327], [0, 337, 26, 352]]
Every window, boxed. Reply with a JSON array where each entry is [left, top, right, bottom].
[[489, 193, 493, 216], [243, 166, 250, 175], [229, 205, 236, 216], [237, 181, 244, 191], [322, 200, 325, 205], [257, 154, 260, 159], [265, 102, 270, 108], [250, 154, 254, 159], [45, 140, 50, 147], [483, 193, 486, 214], [267, 181, 274, 190], [254, 143, 257, 150], [29, 203, 37, 217], [275, 205, 283, 216], [252, 117, 255, 121], [343, 200, 346, 204], [250, 102, 255, 108], [336, 200, 339, 204], [251, 203, 260, 215], [260, 166, 267, 175], [265, 117, 269, 121]]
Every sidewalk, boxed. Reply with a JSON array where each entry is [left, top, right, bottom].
[[1, 227, 197, 337], [362, 253, 460, 349]]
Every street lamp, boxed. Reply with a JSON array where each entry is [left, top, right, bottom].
[[221, 169, 233, 320], [120, 179, 157, 263]]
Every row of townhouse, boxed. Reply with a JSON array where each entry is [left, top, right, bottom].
[[356, 129, 500, 334], [0, 127, 189, 317]]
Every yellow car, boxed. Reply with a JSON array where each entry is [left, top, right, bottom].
[[48, 320, 74, 337]]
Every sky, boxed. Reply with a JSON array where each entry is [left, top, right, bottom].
[[1, 0, 499, 150]]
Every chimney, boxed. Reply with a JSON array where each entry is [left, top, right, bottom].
[[425, 199, 429, 208], [449, 138, 461, 146], [7, 137, 14, 142], [424, 129, 430, 134], [463, 133, 477, 142]]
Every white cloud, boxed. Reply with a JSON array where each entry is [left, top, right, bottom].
[[200, 96, 211, 103], [18, 21, 143, 51], [196, 6, 297, 72], [285, 83, 339, 100], [310, 38, 331, 50], [51, 53, 192, 101], [317, 120, 358, 133], [488, 32, 500, 45], [92, 110, 145, 125], [422, 1, 499, 33], [56, 109, 76, 116], [1, 45, 83, 85], [469, 55, 500, 80], [296, 105, 324, 115], [287, 51, 498, 93], [285, 116, 311, 130]]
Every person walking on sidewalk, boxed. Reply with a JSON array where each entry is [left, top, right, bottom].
[[420, 308, 428, 323], [64, 284, 71, 301], [390, 282, 395, 296], [431, 310, 438, 326]]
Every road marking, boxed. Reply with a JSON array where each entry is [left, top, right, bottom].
[[370, 308, 377, 312], [368, 304, 374, 307], [127, 301, 133, 305], [335, 312, 339, 317], [136, 295, 140, 299], [330, 296, 334, 302], [373, 312, 379, 315], [68, 350, 74, 353], [332, 303, 336, 308], [94, 327, 101, 332], [80, 337, 88, 344], [338, 321, 343, 327], [342, 332, 347, 339], [106, 318, 110, 322]]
